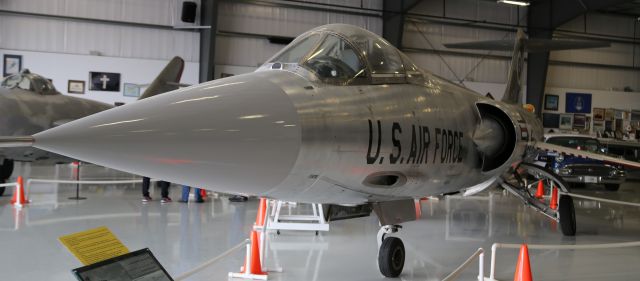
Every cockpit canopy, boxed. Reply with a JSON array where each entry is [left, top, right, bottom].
[[0, 69, 58, 95], [260, 24, 422, 85]]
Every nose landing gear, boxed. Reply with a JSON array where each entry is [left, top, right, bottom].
[[377, 225, 405, 277]]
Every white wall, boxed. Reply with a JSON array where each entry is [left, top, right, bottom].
[[0, 0, 199, 61], [542, 87, 640, 134], [0, 49, 199, 105]]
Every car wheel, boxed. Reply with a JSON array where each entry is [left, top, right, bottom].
[[604, 184, 620, 191]]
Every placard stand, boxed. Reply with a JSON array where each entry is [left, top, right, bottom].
[[68, 162, 86, 200]]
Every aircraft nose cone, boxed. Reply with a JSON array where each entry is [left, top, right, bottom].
[[33, 73, 301, 195]]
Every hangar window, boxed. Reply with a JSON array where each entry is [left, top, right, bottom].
[[302, 34, 366, 84]]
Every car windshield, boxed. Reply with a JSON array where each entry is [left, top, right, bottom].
[[0, 70, 57, 95], [547, 137, 601, 153]]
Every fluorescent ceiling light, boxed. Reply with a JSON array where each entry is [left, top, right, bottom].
[[497, 0, 530, 6]]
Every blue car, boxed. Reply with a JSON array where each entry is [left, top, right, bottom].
[[536, 134, 626, 191]]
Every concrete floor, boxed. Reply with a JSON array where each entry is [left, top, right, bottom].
[[1, 162, 640, 281]]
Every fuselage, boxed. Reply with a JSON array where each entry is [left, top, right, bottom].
[[29, 24, 544, 204], [32, 69, 542, 204]]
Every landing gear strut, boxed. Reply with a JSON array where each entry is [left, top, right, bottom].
[[377, 225, 404, 277], [501, 162, 576, 236]]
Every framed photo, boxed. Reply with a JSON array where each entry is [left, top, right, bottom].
[[614, 110, 624, 119], [559, 114, 573, 130], [593, 108, 605, 121], [565, 92, 592, 113], [542, 113, 560, 128], [544, 94, 559, 111], [593, 121, 604, 133], [605, 109, 614, 121], [573, 114, 586, 129], [89, 72, 120, 92], [123, 83, 140, 97], [68, 80, 85, 94], [3, 54, 22, 77]]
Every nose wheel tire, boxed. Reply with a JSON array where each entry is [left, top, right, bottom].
[[604, 184, 620, 191], [559, 195, 576, 236], [378, 237, 405, 278]]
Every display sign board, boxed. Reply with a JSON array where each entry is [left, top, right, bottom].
[[72, 248, 174, 281], [59, 226, 130, 266]]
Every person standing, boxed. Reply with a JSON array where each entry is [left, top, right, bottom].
[[180, 185, 204, 203], [141, 177, 172, 203]]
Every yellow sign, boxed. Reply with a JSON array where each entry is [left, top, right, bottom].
[[59, 226, 129, 265]]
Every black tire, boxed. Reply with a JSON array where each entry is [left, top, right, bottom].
[[378, 237, 405, 278], [559, 195, 576, 236], [0, 159, 14, 179], [604, 184, 620, 191], [571, 183, 586, 189], [0, 186, 4, 197]]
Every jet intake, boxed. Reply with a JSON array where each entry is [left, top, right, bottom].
[[474, 103, 516, 172]]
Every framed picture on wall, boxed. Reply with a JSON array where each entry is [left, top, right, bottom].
[[123, 83, 140, 97], [559, 114, 573, 130], [593, 121, 605, 133], [89, 72, 120, 92], [3, 54, 22, 77], [565, 92, 592, 113], [544, 94, 559, 111], [593, 108, 605, 121], [605, 109, 614, 121], [573, 114, 586, 129], [542, 113, 560, 128], [68, 80, 85, 94]]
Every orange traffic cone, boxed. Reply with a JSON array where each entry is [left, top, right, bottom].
[[513, 244, 533, 281], [415, 199, 422, 219], [10, 176, 28, 207], [255, 198, 267, 227], [550, 185, 558, 210], [240, 230, 267, 275], [535, 180, 544, 199]]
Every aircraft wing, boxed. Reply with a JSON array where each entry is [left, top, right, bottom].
[[535, 142, 640, 169]]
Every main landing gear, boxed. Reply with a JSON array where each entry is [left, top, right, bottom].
[[501, 162, 576, 236], [377, 225, 405, 277]]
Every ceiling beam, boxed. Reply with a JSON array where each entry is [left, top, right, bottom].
[[383, 0, 421, 47]]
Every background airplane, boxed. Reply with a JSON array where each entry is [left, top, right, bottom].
[[2, 25, 638, 277], [0, 56, 185, 195]]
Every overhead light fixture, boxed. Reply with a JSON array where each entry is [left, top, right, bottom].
[[497, 0, 530, 6]]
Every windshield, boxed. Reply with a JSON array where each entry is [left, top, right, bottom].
[[303, 34, 366, 83], [547, 137, 601, 153], [264, 24, 418, 85], [0, 70, 57, 95]]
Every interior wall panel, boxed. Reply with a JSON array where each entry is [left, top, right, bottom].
[[0, 14, 198, 61], [218, 2, 382, 37], [0, 0, 175, 25], [215, 36, 283, 67], [216, 1, 382, 68]]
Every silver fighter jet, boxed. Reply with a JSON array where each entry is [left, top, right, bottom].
[[2, 25, 638, 277], [0, 56, 185, 195]]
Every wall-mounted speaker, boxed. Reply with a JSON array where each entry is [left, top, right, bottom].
[[181, 1, 197, 23]]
